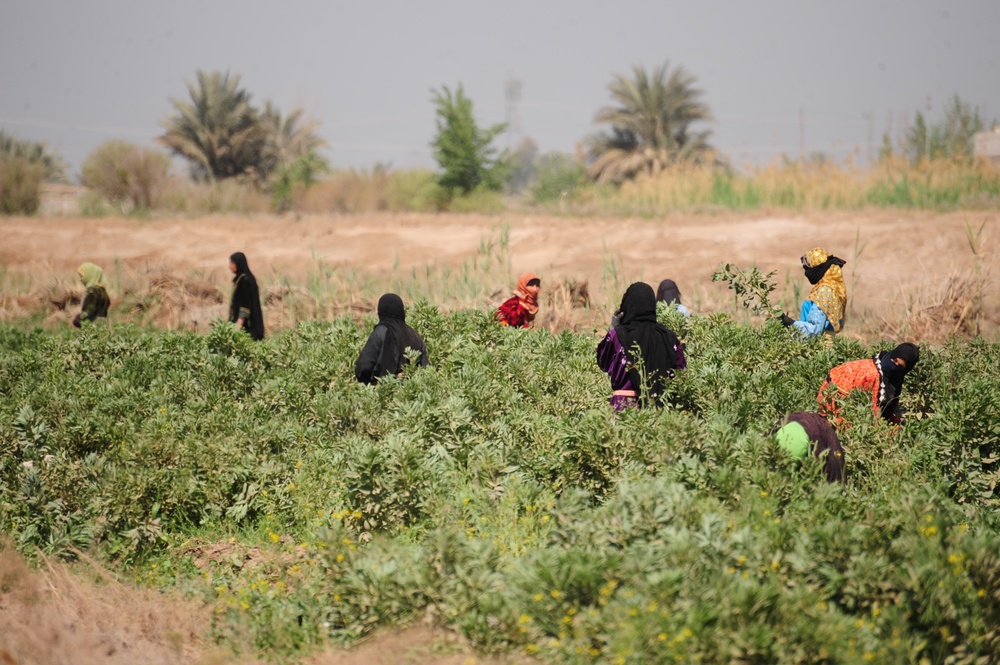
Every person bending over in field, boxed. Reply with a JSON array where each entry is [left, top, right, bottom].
[[769, 412, 846, 483], [228, 252, 264, 341], [495, 273, 541, 328], [656, 279, 692, 317], [72, 262, 110, 328], [818, 342, 919, 426], [355, 293, 429, 384], [776, 247, 847, 338], [597, 282, 686, 410]]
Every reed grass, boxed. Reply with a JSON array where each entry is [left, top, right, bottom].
[[589, 156, 1000, 214]]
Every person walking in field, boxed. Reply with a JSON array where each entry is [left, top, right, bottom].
[[355, 293, 429, 384], [656, 278, 692, 317], [777, 247, 847, 338], [770, 412, 846, 483], [228, 252, 264, 341], [597, 282, 686, 410], [495, 273, 541, 328], [72, 262, 110, 328], [817, 342, 919, 426]]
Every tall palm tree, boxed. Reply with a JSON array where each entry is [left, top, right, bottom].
[[258, 101, 328, 179], [586, 62, 714, 184], [158, 70, 267, 181]]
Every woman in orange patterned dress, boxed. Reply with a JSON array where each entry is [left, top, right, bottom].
[[817, 343, 920, 425]]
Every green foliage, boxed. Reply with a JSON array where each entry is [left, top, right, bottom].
[[712, 263, 781, 317], [0, 155, 44, 215], [80, 140, 171, 212], [0, 129, 66, 182], [430, 84, 508, 196], [532, 152, 586, 204], [586, 61, 714, 184], [1, 313, 999, 662], [269, 152, 331, 212], [904, 95, 987, 164]]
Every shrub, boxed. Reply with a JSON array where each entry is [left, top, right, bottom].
[[532, 152, 586, 203], [80, 141, 170, 212], [0, 156, 44, 215]]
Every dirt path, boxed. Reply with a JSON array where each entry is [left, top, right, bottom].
[[1, 209, 996, 328]]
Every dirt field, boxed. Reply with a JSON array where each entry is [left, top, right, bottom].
[[1, 210, 997, 338]]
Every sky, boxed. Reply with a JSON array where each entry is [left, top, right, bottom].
[[2, 0, 998, 179]]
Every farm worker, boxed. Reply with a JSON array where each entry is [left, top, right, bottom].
[[355, 293, 429, 384], [228, 252, 264, 340], [72, 262, 110, 327], [597, 282, 686, 410], [777, 247, 847, 338], [495, 272, 541, 328], [817, 343, 920, 426], [656, 278, 692, 317], [771, 412, 846, 483]]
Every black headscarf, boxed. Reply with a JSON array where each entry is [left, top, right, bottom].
[[229, 252, 265, 341], [376, 293, 428, 376], [656, 279, 682, 306], [876, 343, 919, 422], [803, 255, 847, 285], [615, 282, 680, 405]]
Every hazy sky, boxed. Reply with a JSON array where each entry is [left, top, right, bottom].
[[2, 0, 998, 178]]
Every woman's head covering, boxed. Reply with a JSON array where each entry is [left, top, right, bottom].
[[801, 247, 847, 332], [77, 262, 106, 289], [615, 282, 681, 405], [377, 293, 406, 322], [890, 342, 919, 370], [656, 279, 682, 306], [230, 252, 251, 279], [514, 272, 540, 314], [775, 420, 810, 458]]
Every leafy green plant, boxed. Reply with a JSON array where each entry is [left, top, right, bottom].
[[430, 83, 508, 196]]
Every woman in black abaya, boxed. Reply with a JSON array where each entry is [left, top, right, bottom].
[[229, 252, 265, 341]]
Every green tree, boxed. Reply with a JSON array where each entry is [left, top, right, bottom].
[[158, 70, 267, 181], [904, 95, 985, 163], [430, 84, 508, 195], [586, 62, 713, 184], [80, 141, 170, 211], [0, 129, 66, 182]]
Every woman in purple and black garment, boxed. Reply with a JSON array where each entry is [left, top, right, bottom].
[[597, 282, 686, 410]]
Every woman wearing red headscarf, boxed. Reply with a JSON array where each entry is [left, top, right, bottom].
[[495, 272, 541, 328]]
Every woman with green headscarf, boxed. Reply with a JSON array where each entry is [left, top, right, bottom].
[[72, 262, 110, 327], [769, 412, 845, 483]]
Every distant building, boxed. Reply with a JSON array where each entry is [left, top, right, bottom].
[[973, 129, 1000, 168]]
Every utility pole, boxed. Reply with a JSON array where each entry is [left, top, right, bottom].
[[925, 95, 932, 159], [799, 108, 805, 161], [505, 76, 523, 151]]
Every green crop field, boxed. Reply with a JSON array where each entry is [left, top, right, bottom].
[[2, 307, 999, 663]]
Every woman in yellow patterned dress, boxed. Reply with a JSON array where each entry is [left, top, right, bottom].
[[778, 247, 847, 338]]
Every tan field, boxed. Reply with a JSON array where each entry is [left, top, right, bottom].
[[1, 209, 997, 341]]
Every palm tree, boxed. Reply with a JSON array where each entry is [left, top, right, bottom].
[[586, 62, 713, 184], [158, 70, 267, 181], [258, 101, 328, 179]]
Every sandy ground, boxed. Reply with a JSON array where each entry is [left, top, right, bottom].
[[1, 209, 998, 334]]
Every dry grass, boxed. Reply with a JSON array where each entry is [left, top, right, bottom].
[[0, 542, 249, 665]]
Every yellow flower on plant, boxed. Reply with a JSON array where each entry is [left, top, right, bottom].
[[550, 589, 562, 599], [269, 532, 280, 543]]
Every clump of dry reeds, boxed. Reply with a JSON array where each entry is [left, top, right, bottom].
[[867, 270, 995, 344]]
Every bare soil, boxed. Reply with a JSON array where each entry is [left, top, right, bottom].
[[2, 209, 997, 339]]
